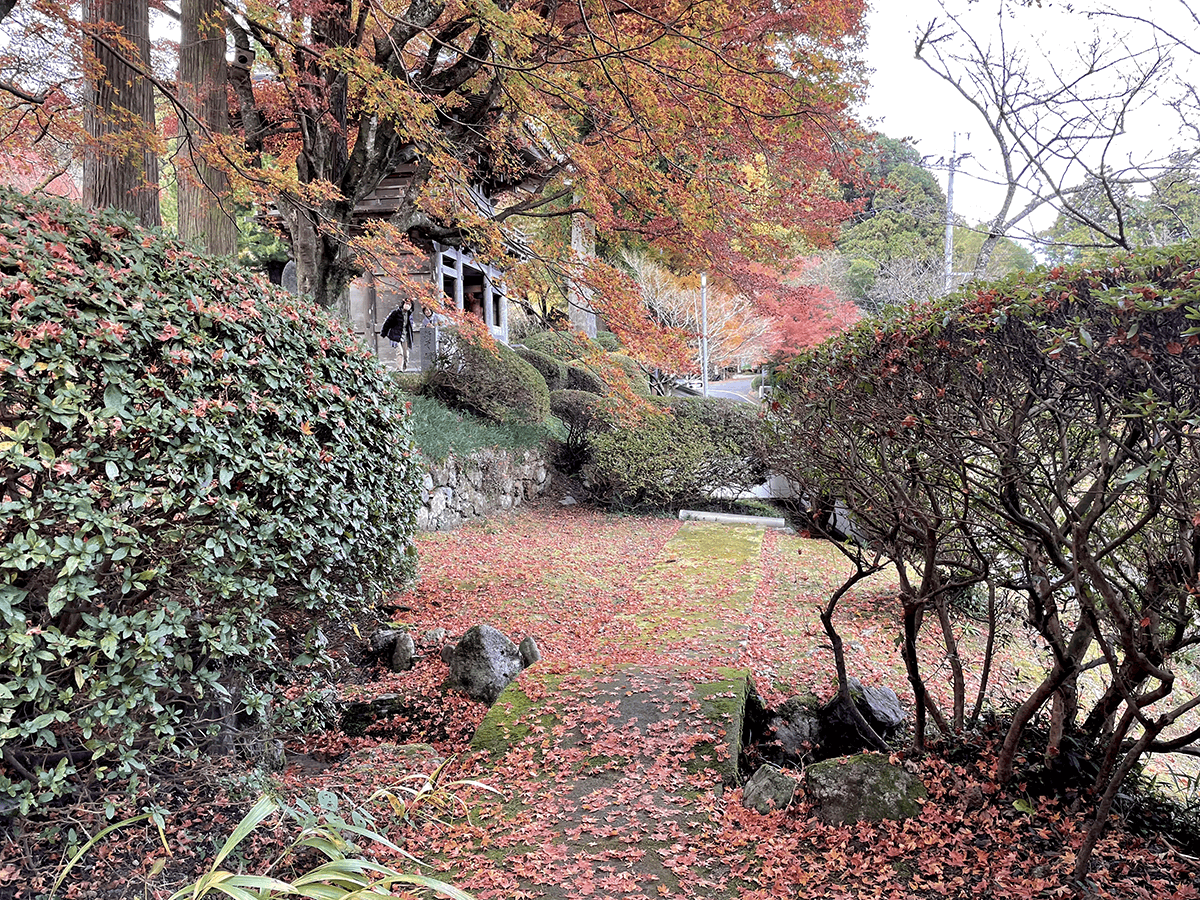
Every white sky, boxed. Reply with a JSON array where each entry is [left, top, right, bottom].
[[856, 0, 1197, 231]]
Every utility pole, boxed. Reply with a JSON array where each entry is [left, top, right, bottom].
[[700, 272, 709, 399], [944, 132, 957, 293]]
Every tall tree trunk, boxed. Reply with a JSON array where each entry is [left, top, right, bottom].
[[82, 0, 160, 228], [283, 198, 354, 309], [178, 0, 235, 256]]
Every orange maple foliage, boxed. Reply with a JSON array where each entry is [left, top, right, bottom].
[[1, 0, 866, 354]]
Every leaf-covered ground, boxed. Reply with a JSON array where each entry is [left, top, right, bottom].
[[376, 507, 1198, 900], [10, 504, 1198, 899]]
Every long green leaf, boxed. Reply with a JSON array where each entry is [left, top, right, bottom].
[[205, 880, 267, 900], [215, 874, 300, 894], [51, 813, 150, 900], [211, 797, 280, 872], [290, 857, 387, 886], [324, 820, 404, 854], [344, 872, 475, 900], [289, 886, 346, 900]]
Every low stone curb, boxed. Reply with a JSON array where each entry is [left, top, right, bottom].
[[678, 509, 794, 531]]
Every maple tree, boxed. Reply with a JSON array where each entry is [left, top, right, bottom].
[[0, 0, 864, 346]]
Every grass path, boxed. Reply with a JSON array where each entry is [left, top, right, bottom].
[[416, 519, 770, 899]]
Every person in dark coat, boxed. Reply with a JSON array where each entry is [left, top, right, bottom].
[[379, 299, 414, 368]]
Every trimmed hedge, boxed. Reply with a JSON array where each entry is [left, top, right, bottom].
[[595, 330, 622, 351], [424, 331, 550, 425], [522, 328, 593, 360], [520, 328, 648, 396], [766, 243, 1200, 875], [604, 352, 652, 397], [581, 397, 765, 508], [565, 362, 607, 394], [0, 189, 422, 812], [515, 345, 568, 392]]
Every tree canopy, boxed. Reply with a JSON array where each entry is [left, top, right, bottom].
[[829, 133, 1034, 311], [0, 0, 867, 357]]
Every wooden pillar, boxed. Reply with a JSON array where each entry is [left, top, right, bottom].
[[432, 245, 444, 295]]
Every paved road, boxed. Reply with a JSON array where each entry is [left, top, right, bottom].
[[695, 376, 759, 404]]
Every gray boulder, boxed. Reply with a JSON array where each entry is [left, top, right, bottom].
[[369, 628, 400, 656], [742, 765, 797, 814], [770, 696, 821, 762], [449, 624, 525, 705], [817, 677, 907, 754], [421, 628, 447, 647], [846, 677, 904, 732], [805, 752, 926, 825], [518, 635, 541, 667], [391, 631, 417, 672]]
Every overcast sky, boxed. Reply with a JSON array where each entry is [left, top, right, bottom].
[[856, 0, 1196, 231]]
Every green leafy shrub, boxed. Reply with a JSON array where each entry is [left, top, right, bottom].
[[521, 328, 594, 360], [595, 330, 622, 351], [768, 242, 1200, 876], [0, 189, 421, 813], [604, 352, 652, 397], [521, 329, 648, 397], [391, 371, 425, 394], [582, 397, 765, 508], [514, 345, 568, 392], [564, 362, 607, 394], [424, 331, 550, 425]]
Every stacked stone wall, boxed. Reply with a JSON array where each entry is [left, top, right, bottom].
[[418, 447, 550, 530]]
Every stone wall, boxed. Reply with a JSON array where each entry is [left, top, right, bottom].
[[417, 447, 550, 531]]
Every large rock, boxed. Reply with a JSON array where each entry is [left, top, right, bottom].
[[805, 752, 926, 825], [846, 677, 904, 733], [449, 624, 525, 705], [365, 627, 418, 672], [817, 677, 907, 755], [518, 635, 541, 667], [391, 631, 417, 671], [770, 696, 821, 763], [368, 628, 400, 657], [742, 764, 797, 814]]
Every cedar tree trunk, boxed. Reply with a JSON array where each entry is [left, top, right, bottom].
[[178, 0, 236, 256], [82, 0, 161, 228]]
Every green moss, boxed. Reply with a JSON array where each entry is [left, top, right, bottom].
[[470, 675, 562, 756], [692, 668, 753, 785]]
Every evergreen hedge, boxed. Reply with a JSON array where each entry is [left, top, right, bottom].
[[0, 190, 421, 812]]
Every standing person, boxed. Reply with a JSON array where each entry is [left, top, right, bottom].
[[379, 300, 414, 369]]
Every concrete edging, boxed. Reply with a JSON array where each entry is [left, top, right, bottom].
[[678, 509, 794, 531]]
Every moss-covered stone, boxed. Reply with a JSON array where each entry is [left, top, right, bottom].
[[470, 674, 562, 756], [692, 668, 754, 785], [805, 752, 927, 824]]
